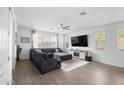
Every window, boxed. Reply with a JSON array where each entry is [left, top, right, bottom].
[[96, 32, 105, 49], [117, 29, 124, 51], [33, 32, 58, 48]]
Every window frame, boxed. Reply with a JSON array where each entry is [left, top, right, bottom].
[[96, 31, 106, 50], [32, 32, 58, 48], [117, 29, 124, 51]]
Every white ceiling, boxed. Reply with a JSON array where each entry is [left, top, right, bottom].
[[14, 7, 124, 33]]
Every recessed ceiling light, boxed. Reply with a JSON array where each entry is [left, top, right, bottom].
[[80, 12, 87, 16]]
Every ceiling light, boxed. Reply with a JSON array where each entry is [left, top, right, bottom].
[[80, 12, 87, 16]]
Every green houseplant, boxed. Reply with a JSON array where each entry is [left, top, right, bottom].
[[17, 45, 22, 61]]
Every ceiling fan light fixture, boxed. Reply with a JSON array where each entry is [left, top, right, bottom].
[[60, 28, 63, 31], [58, 24, 62, 28]]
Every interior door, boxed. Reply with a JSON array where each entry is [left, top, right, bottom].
[[0, 8, 11, 84]]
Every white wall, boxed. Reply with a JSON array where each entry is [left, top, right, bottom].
[[17, 26, 32, 60], [64, 21, 124, 68]]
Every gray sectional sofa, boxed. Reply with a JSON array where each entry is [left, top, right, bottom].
[[30, 48, 72, 74]]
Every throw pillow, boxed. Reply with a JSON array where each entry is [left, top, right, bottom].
[[55, 48, 60, 52]]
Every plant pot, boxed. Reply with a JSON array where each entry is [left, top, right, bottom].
[[17, 56, 20, 61]]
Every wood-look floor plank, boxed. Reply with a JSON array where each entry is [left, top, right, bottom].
[[13, 60, 124, 85]]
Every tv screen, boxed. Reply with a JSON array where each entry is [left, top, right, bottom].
[[71, 35, 88, 47]]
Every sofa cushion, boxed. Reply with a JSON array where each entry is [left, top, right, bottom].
[[54, 52, 72, 61], [48, 52, 54, 58], [41, 48, 56, 53]]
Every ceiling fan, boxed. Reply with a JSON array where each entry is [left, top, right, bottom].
[[50, 24, 71, 31], [58, 24, 71, 31]]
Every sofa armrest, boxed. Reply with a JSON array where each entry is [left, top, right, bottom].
[[49, 57, 61, 65]]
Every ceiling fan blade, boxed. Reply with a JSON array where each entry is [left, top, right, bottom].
[[65, 28, 71, 30], [63, 26, 70, 29]]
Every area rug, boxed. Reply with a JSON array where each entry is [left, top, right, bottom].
[[61, 58, 89, 72]]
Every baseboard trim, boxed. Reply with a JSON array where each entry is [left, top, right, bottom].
[[0, 81, 12, 85], [93, 60, 124, 69]]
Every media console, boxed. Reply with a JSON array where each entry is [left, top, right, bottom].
[[69, 49, 87, 60]]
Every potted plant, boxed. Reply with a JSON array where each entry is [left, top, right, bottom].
[[16, 45, 22, 61]]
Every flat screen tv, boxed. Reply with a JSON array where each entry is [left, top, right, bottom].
[[71, 35, 88, 47]]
